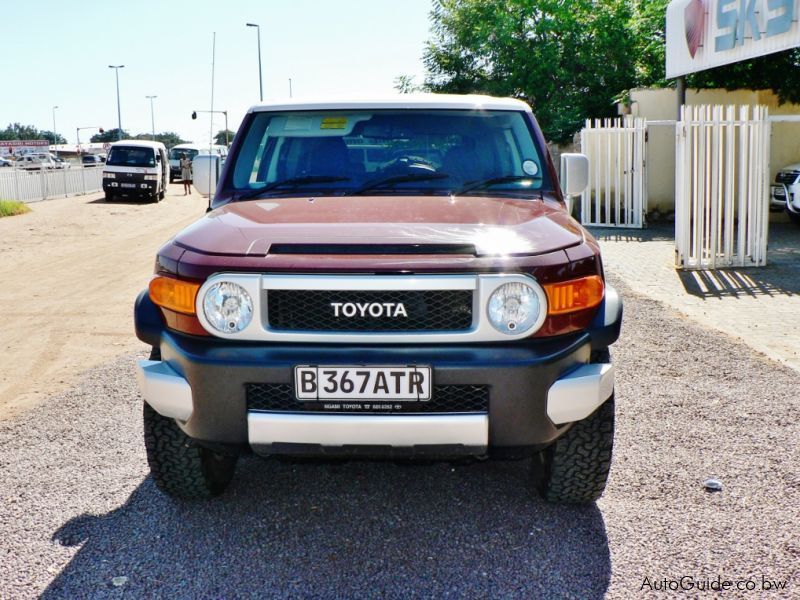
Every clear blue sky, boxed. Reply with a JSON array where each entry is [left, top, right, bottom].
[[0, 0, 433, 146]]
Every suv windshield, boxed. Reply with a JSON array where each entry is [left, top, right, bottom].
[[169, 148, 199, 160], [229, 110, 549, 197], [107, 146, 156, 167]]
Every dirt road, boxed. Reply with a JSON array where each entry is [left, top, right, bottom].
[[0, 185, 208, 418]]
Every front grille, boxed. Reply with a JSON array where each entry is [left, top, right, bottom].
[[266, 289, 473, 332], [776, 171, 799, 185], [246, 383, 489, 414]]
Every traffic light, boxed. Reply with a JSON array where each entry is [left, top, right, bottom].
[[191, 111, 197, 120]]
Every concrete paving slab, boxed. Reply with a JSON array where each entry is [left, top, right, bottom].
[[591, 222, 800, 373]]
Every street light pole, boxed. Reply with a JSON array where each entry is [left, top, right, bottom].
[[108, 65, 125, 140], [146, 95, 157, 141], [191, 109, 229, 146], [52, 105, 58, 158], [76, 126, 103, 154], [289, 78, 292, 98], [246, 23, 263, 101]]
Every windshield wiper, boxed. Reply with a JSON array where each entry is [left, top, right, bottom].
[[349, 173, 450, 195], [237, 175, 350, 200], [455, 175, 541, 195]]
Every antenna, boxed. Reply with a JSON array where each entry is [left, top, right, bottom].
[[208, 31, 216, 208]]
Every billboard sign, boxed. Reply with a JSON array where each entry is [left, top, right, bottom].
[[666, 0, 800, 78], [1, 139, 50, 156]]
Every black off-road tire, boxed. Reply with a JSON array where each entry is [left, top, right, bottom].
[[105, 192, 114, 202], [534, 348, 614, 504], [143, 403, 237, 499], [788, 209, 800, 227], [142, 347, 237, 499], [536, 397, 614, 504]]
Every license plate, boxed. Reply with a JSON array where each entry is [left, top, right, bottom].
[[121, 183, 136, 188], [294, 366, 431, 401]]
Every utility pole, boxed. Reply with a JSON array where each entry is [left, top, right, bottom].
[[289, 78, 293, 98], [246, 23, 263, 101], [108, 65, 125, 139], [146, 95, 157, 141], [52, 106, 58, 158]]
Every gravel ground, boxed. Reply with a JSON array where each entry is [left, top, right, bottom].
[[1, 275, 798, 599]]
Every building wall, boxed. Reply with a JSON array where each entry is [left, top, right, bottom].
[[627, 88, 800, 214]]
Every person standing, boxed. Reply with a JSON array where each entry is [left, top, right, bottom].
[[180, 153, 193, 195]]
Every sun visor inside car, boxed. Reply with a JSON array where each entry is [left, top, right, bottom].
[[268, 113, 372, 137]]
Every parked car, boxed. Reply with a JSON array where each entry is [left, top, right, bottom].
[[134, 95, 622, 504], [15, 153, 56, 169], [0, 157, 11, 167], [82, 154, 106, 167], [770, 163, 800, 225], [103, 140, 168, 202], [52, 155, 70, 169]]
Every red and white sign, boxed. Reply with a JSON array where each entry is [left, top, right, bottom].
[[3, 139, 50, 156], [667, 0, 800, 78]]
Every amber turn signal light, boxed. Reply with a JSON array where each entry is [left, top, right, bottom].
[[543, 275, 604, 315], [149, 276, 200, 315]]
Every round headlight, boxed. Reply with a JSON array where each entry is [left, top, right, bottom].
[[202, 281, 253, 333], [487, 282, 541, 334]]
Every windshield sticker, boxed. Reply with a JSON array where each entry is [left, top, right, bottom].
[[522, 160, 539, 176], [321, 117, 348, 130], [285, 116, 312, 131]]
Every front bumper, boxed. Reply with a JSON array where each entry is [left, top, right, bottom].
[[103, 178, 157, 196], [134, 286, 622, 457]]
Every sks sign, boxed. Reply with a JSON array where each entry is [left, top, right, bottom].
[[666, 0, 800, 77]]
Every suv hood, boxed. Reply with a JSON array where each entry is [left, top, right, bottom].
[[172, 195, 584, 257]]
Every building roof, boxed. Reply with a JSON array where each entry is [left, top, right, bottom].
[[248, 94, 531, 114]]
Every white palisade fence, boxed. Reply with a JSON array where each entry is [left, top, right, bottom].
[[675, 105, 770, 270], [579, 116, 647, 228], [0, 167, 104, 203]]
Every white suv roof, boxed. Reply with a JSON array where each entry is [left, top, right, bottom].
[[249, 94, 532, 114], [110, 140, 167, 150]]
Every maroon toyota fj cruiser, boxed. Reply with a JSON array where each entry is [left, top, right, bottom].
[[135, 95, 622, 503]]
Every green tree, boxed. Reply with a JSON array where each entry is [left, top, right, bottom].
[[39, 130, 67, 145], [90, 128, 129, 143], [424, 0, 639, 143], [394, 75, 423, 94], [423, 0, 800, 144], [214, 129, 235, 146], [0, 123, 43, 141], [133, 131, 187, 148]]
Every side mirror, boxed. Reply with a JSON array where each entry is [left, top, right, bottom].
[[193, 154, 220, 198], [559, 153, 589, 211]]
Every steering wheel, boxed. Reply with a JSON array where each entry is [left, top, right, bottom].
[[381, 154, 437, 175]]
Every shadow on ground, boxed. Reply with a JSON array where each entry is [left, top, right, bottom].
[[676, 223, 800, 298], [587, 223, 675, 243], [44, 458, 610, 598], [591, 222, 800, 298]]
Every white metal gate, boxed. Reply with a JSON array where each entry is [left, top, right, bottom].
[[579, 117, 647, 228], [675, 105, 770, 269]]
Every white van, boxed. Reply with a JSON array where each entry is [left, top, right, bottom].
[[102, 140, 168, 202], [168, 143, 228, 182], [16, 153, 57, 170]]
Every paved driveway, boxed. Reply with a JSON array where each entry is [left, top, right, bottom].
[[592, 223, 800, 373]]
